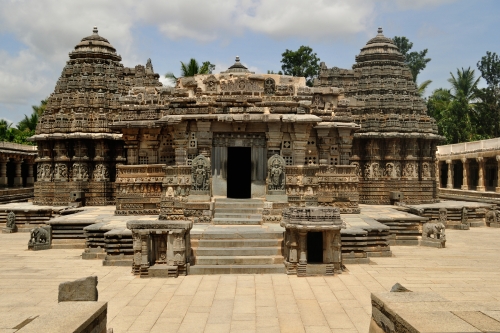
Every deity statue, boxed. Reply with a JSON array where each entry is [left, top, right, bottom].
[[267, 154, 286, 192], [191, 155, 210, 192], [6, 211, 15, 230]]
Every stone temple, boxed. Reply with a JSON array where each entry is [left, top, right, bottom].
[[31, 27, 442, 216]]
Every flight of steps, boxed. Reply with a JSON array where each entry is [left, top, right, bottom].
[[212, 198, 264, 225], [190, 225, 285, 274]]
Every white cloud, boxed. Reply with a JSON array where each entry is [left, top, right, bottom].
[[382, 0, 459, 10]]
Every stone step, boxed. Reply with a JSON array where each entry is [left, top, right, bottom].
[[212, 218, 262, 225], [214, 213, 263, 219], [193, 246, 282, 256], [194, 255, 283, 265], [214, 203, 264, 209], [214, 208, 263, 214], [192, 239, 282, 247], [189, 264, 285, 275], [191, 230, 283, 240], [215, 198, 264, 203]]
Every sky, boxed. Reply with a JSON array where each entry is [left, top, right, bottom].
[[0, 0, 499, 124]]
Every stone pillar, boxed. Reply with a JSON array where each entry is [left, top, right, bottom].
[[461, 158, 469, 190], [173, 123, 188, 166], [26, 160, 34, 186], [13, 158, 23, 187], [0, 157, 7, 186], [435, 160, 440, 188], [446, 160, 453, 189], [338, 128, 353, 165], [477, 157, 485, 192], [196, 121, 212, 158], [298, 231, 307, 264], [496, 155, 500, 193]]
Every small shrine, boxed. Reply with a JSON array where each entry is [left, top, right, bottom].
[[280, 207, 345, 277]]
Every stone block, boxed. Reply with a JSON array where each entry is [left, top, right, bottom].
[[420, 238, 445, 248], [58, 276, 98, 302]]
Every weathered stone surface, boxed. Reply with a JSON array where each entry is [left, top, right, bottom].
[[28, 225, 51, 251], [390, 283, 412, 292], [58, 276, 98, 302]]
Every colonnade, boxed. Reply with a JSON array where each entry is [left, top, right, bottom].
[[437, 156, 500, 192]]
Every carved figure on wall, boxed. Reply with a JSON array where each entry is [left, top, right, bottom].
[[364, 163, 371, 179], [72, 163, 89, 181], [350, 162, 361, 178], [166, 186, 175, 197], [372, 163, 381, 178], [6, 211, 15, 230], [422, 222, 446, 241], [384, 163, 394, 178], [422, 162, 431, 178], [402, 162, 415, 178], [267, 154, 286, 191], [55, 163, 68, 180], [93, 163, 109, 181], [264, 77, 276, 95], [191, 155, 210, 192]]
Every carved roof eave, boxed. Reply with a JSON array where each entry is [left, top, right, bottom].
[[29, 133, 123, 141], [354, 132, 445, 140], [314, 122, 360, 130], [156, 114, 322, 125], [109, 121, 160, 129]]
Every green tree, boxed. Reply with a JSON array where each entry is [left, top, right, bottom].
[[393, 36, 431, 82], [165, 59, 215, 85], [417, 79, 433, 97], [428, 68, 480, 143], [474, 52, 500, 138], [31, 98, 47, 116], [280, 46, 320, 87]]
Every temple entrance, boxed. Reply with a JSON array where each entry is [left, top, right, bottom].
[[227, 147, 251, 198], [307, 232, 323, 263]]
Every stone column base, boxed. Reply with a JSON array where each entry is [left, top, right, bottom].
[[13, 177, 22, 187], [496, 187, 500, 193], [461, 185, 469, 190], [0, 177, 7, 186], [476, 186, 486, 192]]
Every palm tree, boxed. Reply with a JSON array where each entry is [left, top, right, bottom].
[[31, 99, 47, 116], [0, 119, 13, 141], [17, 112, 38, 132], [417, 79, 432, 97], [448, 67, 480, 103], [165, 59, 215, 85]]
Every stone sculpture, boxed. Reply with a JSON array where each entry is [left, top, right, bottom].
[[58, 276, 98, 302], [267, 154, 286, 194], [3, 211, 16, 233], [28, 225, 52, 250], [486, 209, 500, 228], [190, 155, 210, 193], [438, 208, 447, 225], [460, 207, 470, 230], [421, 222, 446, 248]]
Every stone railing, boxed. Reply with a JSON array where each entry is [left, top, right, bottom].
[[437, 137, 500, 156], [0, 141, 37, 152]]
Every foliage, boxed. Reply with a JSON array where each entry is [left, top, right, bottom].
[[393, 36, 431, 82], [427, 68, 481, 143], [0, 98, 46, 145], [165, 59, 215, 85], [417, 80, 432, 97], [280, 46, 320, 87], [267, 70, 283, 75], [474, 52, 500, 138]]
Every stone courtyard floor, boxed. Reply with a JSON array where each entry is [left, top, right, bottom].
[[2, 220, 500, 332]]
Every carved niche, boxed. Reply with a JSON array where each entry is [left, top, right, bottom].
[[190, 155, 210, 194], [37, 163, 53, 181], [267, 154, 286, 194], [54, 163, 68, 181]]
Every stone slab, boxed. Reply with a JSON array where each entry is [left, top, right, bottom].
[[58, 276, 98, 302]]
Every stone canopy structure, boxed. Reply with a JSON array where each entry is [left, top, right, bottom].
[[31, 27, 442, 216]]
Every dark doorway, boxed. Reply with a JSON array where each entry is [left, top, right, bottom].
[[307, 232, 323, 263], [227, 147, 251, 198]]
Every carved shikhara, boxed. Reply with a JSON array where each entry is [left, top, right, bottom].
[[32, 27, 441, 217]]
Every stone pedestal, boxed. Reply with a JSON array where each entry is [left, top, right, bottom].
[[127, 220, 193, 278], [280, 207, 345, 277]]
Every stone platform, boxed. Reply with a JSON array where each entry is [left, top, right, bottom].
[[0, 202, 66, 232], [407, 201, 494, 228]]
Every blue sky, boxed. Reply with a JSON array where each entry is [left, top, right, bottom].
[[0, 0, 499, 124]]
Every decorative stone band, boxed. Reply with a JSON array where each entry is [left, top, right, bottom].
[[281, 207, 345, 228], [126, 220, 193, 230]]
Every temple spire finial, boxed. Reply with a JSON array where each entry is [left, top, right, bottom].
[[93, 26, 98, 35], [377, 27, 383, 35]]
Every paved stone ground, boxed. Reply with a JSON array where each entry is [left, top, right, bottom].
[[2, 213, 500, 332]]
